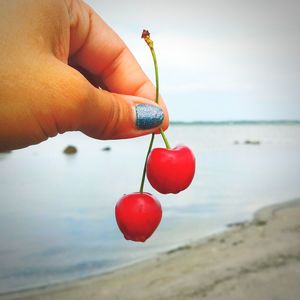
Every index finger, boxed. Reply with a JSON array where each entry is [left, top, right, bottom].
[[67, 1, 165, 105]]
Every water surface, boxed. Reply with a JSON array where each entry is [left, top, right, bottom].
[[0, 124, 300, 293]]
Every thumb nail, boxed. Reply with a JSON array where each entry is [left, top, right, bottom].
[[135, 104, 164, 130]]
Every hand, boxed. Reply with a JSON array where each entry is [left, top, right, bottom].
[[0, 0, 169, 151]]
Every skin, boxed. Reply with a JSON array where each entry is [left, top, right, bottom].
[[0, 0, 169, 151]]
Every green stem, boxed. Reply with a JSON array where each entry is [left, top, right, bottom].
[[139, 31, 172, 193], [148, 42, 171, 148], [149, 46, 159, 104], [160, 128, 171, 149], [139, 133, 154, 193]]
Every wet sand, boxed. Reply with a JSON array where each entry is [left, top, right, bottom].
[[1, 199, 300, 300]]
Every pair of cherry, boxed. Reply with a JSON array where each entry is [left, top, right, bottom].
[[115, 145, 195, 242], [114, 30, 196, 242]]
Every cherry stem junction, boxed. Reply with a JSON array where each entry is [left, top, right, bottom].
[[139, 30, 171, 193]]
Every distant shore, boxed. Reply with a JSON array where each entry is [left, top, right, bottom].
[[170, 120, 300, 125], [1, 198, 299, 300]]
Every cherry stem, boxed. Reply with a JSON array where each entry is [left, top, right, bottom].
[[139, 30, 171, 193], [150, 42, 159, 104], [139, 133, 154, 193], [147, 34, 171, 149], [160, 128, 171, 149]]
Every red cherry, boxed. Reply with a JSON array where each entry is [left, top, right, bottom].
[[115, 192, 162, 242], [146, 145, 196, 194]]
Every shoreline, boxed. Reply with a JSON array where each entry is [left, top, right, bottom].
[[1, 198, 300, 300]]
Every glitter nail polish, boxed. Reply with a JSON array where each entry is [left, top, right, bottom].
[[135, 104, 164, 130]]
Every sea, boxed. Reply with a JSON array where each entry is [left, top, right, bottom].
[[0, 122, 300, 294]]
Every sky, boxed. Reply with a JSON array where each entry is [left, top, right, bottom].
[[85, 0, 300, 121]]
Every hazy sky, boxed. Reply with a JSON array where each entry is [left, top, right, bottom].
[[85, 0, 300, 121]]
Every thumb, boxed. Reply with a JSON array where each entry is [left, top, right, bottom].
[[80, 88, 167, 140], [51, 63, 168, 140]]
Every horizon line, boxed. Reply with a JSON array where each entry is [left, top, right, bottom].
[[170, 120, 300, 125]]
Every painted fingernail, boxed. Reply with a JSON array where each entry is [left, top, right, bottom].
[[135, 104, 164, 130]]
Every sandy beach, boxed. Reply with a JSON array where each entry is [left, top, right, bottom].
[[1, 199, 299, 300]]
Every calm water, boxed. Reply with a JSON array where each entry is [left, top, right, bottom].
[[0, 124, 300, 293]]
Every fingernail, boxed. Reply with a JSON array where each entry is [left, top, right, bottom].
[[135, 104, 164, 130]]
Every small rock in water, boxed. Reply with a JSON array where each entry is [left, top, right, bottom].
[[227, 221, 247, 228], [63, 145, 77, 155], [102, 146, 111, 151], [244, 140, 261, 145]]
